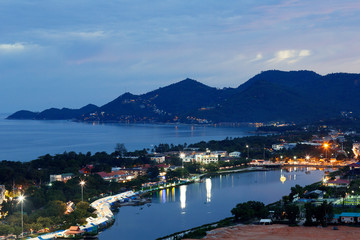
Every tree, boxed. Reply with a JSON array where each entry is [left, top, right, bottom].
[[147, 166, 159, 181], [304, 202, 315, 225], [115, 143, 127, 157], [231, 201, 268, 222], [285, 204, 299, 225], [314, 201, 333, 227], [45, 200, 66, 217]]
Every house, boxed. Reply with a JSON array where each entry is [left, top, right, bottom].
[[183, 155, 196, 163], [349, 162, 360, 170], [50, 173, 74, 183], [79, 165, 94, 174], [272, 144, 284, 151], [97, 170, 135, 182], [64, 226, 84, 237], [195, 154, 218, 164], [249, 159, 265, 166], [326, 179, 350, 188], [336, 212, 360, 223], [229, 151, 241, 158], [259, 219, 272, 225], [151, 155, 166, 163], [211, 151, 227, 157]]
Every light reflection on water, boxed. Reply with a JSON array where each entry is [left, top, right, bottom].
[[100, 168, 327, 240]]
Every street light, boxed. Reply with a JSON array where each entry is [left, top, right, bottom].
[[306, 155, 310, 161], [80, 180, 86, 202], [246, 145, 249, 159], [18, 195, 25, 238], [323, 143, 329, 159]]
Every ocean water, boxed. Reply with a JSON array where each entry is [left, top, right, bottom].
[[0, 114, 255, 162]]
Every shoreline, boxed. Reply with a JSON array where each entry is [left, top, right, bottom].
[[24, 166, 326, 240]]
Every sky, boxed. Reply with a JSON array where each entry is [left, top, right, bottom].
[[1, 0, 360, 113]]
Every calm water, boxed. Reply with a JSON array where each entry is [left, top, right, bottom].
[[100, 168, 326, 240], [0, 114, 255, 162]]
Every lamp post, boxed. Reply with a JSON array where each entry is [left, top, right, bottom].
[[18, 195, 25, 238], [80, 180, 85, 202], [246, 145, 249, 159], [324, 143, 329, 159]]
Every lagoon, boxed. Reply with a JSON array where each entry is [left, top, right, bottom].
[[100, 168, 326, 240]]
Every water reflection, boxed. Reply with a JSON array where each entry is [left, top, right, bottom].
[[206, 178, 212, 203], [180, 185, 187, 209]]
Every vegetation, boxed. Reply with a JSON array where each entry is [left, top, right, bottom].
[[231, 201, 268, 222]]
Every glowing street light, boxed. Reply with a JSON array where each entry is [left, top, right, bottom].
[[246, 145, 249, 159], [80, 180, 86, 202], [306, 155, 310, 161], [323, 143, 329, 159], [18, 195, 25, 238]]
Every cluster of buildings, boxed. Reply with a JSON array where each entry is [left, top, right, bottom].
[[178, 149, 241, 164], [49, 164, 175, 185]]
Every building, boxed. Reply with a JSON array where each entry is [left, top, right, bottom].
[[353, 143, 360, 159], [229, 151, 241, 158], [195, 154, 218, 164], [151, 155, 166, 163], [50, 173, 74, 183], [97, 170, 135, 182], [333, 212, 360, 223], [0, 185, 5, 205], [64, 226, 84, 238], [326, 178, 350, 188], [183, 155, 196, 163], [272, 144, 284, 151], [211, 151, 227, 157]]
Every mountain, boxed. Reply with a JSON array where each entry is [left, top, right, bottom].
[[80, 78, 236, 123], [7, 104, 98, 120], [7, 70, 360, 123]]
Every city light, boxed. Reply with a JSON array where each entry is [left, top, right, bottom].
[[323, 143, 329, 159], [80, 180, 86, 202], [18, 195, 25, 237]]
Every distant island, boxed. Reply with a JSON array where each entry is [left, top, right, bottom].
[[7, 70, 360, 123]]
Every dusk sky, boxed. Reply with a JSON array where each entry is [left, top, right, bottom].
[[1, 0, 360, 113]]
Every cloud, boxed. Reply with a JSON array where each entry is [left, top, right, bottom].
[[268, 49, 311, 64], [249, 53, 263, 62], [0, 43, 25, 52]]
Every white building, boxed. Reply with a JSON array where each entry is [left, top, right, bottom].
[[195, 154, 218, 164], [272, 144, 284, 151], [183, 155, 196, 163], [50, 173, 74, 183], [151, 156, 166, 163], [0, 185, 5, 205], [229, 151, 241, 158], [211, 151, 227, 157]]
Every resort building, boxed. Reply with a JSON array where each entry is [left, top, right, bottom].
[[229, 151, 241, 158], [97, 170, 135, 183], [50, 173, 74, 183]]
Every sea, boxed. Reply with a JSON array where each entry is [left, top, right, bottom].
[[0, 113, 256, 162]]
